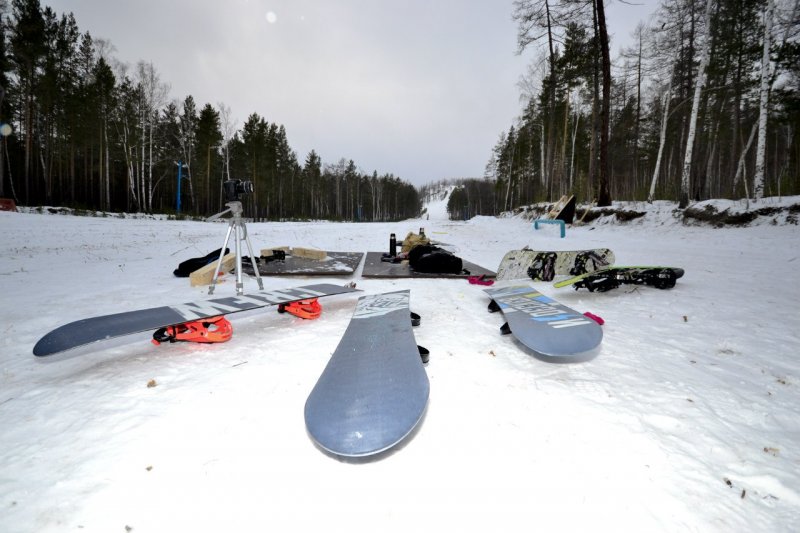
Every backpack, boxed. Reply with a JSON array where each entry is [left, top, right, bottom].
[[173, 248, 229, 277], [408, 244, 463, 274]]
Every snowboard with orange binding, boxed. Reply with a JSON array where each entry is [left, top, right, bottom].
[[33, 283, 359, 357]]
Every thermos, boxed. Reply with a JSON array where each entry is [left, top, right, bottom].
[[389, 233, 397, 256]]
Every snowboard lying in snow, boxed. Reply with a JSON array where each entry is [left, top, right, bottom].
[[554, 266, 685, 292], [485, 285, 602, 360], [305, 290, 429, 458], [33, 283, 360, 357], [496, 248, 615, 281]]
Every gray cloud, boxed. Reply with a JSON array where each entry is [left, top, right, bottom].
[[44, 0, 655, 186]]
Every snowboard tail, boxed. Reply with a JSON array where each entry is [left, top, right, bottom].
[[33, 283, 360, 357], [304, 290, 429, 458]]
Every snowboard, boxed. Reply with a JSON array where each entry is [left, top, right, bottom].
[[33, 283, 360, 357], [305, 290, 429, 458], [485, 285, 603, 360], [554, 266, 685, 292], [496, 248, 615, 281]]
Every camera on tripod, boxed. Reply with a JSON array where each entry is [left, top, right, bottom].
[[223, 179, 254, 202]]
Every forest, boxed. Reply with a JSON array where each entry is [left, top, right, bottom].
[[0, 0, 421, 220], [1, 0, 797, 222], [478, 0, 799, 216]]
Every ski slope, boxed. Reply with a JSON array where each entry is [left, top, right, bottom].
[[1, 194, 798, 532]]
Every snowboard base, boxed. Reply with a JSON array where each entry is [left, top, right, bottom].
[[305, 290, 429, 458]]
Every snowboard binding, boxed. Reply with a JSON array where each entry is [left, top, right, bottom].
[[650, 268, 678, 289], [574, 268, 679, 292], [575, 275, 620, 292], [152, 316, 233, 345], [527, 252, 558, 281], [278, 298, 322, 319], [571, 250, 611, 276]]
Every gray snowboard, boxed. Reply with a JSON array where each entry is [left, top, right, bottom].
[[496, 248, 615, 281], [33, 283, 359, 357], [485, 285, 602, 360], [305, 290, 429, 458]]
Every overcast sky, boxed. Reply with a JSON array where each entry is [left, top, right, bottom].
[[43, 0, 657, 187]]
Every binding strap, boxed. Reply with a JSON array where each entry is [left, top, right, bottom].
[[152, 315, 233, 345], [278, 299, 322, 320]]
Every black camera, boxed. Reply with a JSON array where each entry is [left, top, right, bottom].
[[223, 179, 254, 201]]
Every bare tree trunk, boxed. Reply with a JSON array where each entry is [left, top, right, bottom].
[[544, 0, 556, 197], [649, 86, 672, 202], [595, 0, 612, 206], [540, 121, 546, 189], [104, 120, 111, 210], [147, 119, 154, 213], [753, 0, 775, 201], [732, 123, 758, 195], [569, 91, 580, 190], [679, 0, 714, 208], [634, 26, 643, 193], [218, 102, 237, 211]]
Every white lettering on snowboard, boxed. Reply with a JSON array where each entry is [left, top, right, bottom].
[[501, 294, 591, 329], [171, 288, 325, 321]]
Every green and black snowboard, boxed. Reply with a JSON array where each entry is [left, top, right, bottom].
[[496, 248, 615, 281], [554, 266, 685, 292]]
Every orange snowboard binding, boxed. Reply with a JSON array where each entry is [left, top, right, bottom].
[[152, 315, 233, 345], [278, 299, 322, 320]]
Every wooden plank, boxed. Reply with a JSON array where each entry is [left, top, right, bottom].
[[189, 253, 236, 286], [260, 246, 291, 256], [260, 246, 327, 261], [291, 247, 328, 261]]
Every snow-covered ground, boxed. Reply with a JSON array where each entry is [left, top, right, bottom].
[[1, 193, 798, 532]]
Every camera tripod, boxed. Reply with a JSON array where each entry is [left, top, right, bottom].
[[206, 200, 264, 295]]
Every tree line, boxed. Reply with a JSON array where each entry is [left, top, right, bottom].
[[485, 0, 799, 211], [0, 0, 420, 220]]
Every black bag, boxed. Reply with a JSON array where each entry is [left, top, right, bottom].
[[408, 244, 463, 274], [173, 248, 229, 277]]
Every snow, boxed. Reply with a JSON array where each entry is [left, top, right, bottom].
[[1, 193, 799, 532]]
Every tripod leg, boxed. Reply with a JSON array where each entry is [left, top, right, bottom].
[[208, 221, 235, 295], [242, 222, 265, 290], [234, 222, 244, 295]]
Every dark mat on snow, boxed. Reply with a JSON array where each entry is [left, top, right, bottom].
[[242, 252, 364, 277], [361, 251, 496, 279]]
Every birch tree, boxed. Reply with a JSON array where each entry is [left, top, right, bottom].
[[217, 102, 236, 195], [752, 0, 776, 201], [649, 85, 673, 202], [679, 0, 714, 208], [135, 61, 168, 212]]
